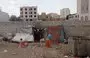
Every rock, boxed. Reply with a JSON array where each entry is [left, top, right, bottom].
[[40, 38, 45, 42], [87, 56, 90, 58], [3, 50, 8, 53], [64, 55, 68, 58], [12, 53, 17, 55]]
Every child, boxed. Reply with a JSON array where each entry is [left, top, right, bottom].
[[45, 33, 52, 48]]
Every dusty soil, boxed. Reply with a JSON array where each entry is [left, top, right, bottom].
[[0, 42, 74, 58]]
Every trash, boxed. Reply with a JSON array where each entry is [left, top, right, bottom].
[[18, 41, 29, 48], [87, 56, 90, 58], [64, 55, 68, 58], [40, 38, 45, 42], [4, 50, 8, 53], [24, 42, 28, 46], [12, 53, 17, 55], [55, 46, 61, 50], [37, 44, 41, 47], [74, 56, 79, 58]]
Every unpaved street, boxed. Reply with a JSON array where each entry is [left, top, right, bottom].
[[0, 43, 73, 58]]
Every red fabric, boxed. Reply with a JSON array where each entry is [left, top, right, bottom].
[[18, 41, 29, 48], [18, 42, 24, 48], [48, 26, 60, 45], [45, 40, 52, 48]]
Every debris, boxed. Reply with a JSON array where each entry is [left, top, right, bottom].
[[87, 56, 90, 58], [40, 38, 45, 42], [12, 53, 17, 55], [4, 50, 8, 53], [64, 55, 68, 58], [55, 46, 62, 50]]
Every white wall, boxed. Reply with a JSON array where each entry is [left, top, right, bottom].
[[0, 11, 9, 22], [60, 8, 70, 18]]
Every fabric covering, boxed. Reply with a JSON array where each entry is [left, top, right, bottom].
[[12, 33, 34, 42], [45, 40, 52, 48]]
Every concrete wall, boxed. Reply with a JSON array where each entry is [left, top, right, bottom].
[[0, 22, 34, 36], [0, 11, 9, 22]]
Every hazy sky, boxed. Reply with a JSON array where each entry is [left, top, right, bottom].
[[0, 0, 77, 16]]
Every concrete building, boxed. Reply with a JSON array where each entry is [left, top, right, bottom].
[[0, 10, 9, 22], [38, 12, 62, 21], [38, 13, 63, 21], [20, 6, 38, 21], [60, 8, 70, 18], [67, 13, 79, 20], [47, 13, 60, 21], [47, 13, 60, 19], [38, 12, 47, 21], [77, 0, 89, 20]]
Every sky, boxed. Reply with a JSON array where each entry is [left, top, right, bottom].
[[0, 0, 77, 16]]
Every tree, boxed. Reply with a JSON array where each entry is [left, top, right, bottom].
[[9, 15, 22, 21], [16, 17, 22, 21], [9, 15, 17, 21]]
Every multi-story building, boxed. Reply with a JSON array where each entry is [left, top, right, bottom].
[[60, 8, 70, 18], [77, 0, 89, 20], [20, 6, 38, 21]]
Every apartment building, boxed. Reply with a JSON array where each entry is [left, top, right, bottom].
[[60, 8, 70, 18], [20, 6, 38, 21], [77, 0, 89, 20]]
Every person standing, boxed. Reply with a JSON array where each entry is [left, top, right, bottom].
[[45, 33, 52, 48]]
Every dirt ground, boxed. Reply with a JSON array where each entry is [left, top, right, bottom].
[[0, 42, 74, 58]]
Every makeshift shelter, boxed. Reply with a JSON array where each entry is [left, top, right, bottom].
[[12, 33, 34, 42]]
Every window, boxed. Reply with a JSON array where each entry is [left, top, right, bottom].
[[34, 15, 36, 17], [29, 12, 32, 14], [75, 15, 77, 18], [29, 15, 32, 17], [20, 12, 23, 14], [20, 8, 23, 11], [81, 16, 84, 20], [34, 12, 36, 14], [30, 19, 32, 21], [26, 19, 28, 21], [29, 8, 32, 10], [21, 15, 23, 17], [34, 8, 36, 10], [85, 16, 88, 21], [25, 15, 27, 18], [25, 12, 27, 14], [25, 8, 27, 10]]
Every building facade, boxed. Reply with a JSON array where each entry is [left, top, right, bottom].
[[38, 13, 61, 21], [77, 0, 90, 20], [46, 13, 60, 21], [38, 12, 47, 21], [67, 13, 79, 20], [20, 6, 38, 21], [60, 8, 70, 18], [47, 13, 60, 19]]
